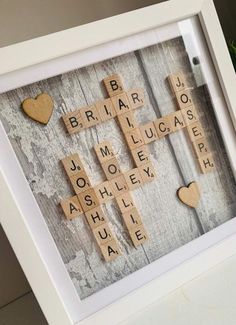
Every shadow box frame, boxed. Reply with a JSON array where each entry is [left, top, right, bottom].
[[1, 0, 236, 324]]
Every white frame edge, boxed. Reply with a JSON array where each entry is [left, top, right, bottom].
[[1, 0, 236, 324]]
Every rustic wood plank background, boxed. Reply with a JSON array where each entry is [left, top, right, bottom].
[[0, 36, 236, 300]]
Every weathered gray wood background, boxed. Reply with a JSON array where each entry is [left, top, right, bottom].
[[0, 37, 236, 300]]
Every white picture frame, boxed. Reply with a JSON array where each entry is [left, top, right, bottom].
[[1, 0, 236, 324]]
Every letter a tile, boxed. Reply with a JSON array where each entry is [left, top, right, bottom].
[[100, 239, 122, 262]]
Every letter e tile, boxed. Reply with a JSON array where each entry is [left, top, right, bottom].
[[129, 224, 149, 247]]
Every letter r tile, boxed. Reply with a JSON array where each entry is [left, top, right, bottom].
[[80, 105, 101, 128]]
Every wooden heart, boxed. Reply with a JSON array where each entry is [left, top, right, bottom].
[[22, 93, 53, 125], [177, 182, 200, 208]]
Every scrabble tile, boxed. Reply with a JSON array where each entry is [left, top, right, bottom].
[[94, 181, 114, 204], [198, 153, 215, 174], [95, 98, 116, 122], [139, 162, 156, 183], [77, 188, 100, 212], [154, 116, 172, 138], [117, 111, 137, 133], [181, 105, 198, 125], [124, 168, 142, 190], [61, 153, 84, 178], [80, 105, 101, 128], [62, 110, 85, 134], [124, 128, 144, 150], [93, 223, 114, 245], [192, 138, 210, 157], [60, 195, 83, 220], [111, 93, 131, 115], [109, 174, 128, 197], [122, 207, 142, 230], [131, 145, 150, 167], [116, 192, 135, 213], [94, 141, 115, 164], [126, 88, 145, 109], [168, 72, 187, 93], [175, 89, 193, 109], [100, 239, 122, 262], [129, 224, 148, 247], [103, 74, 124, 97], [140, 122, 158, 144], [102, 157, 122, 180], [168, 110, 186, 132], [70, 171, 91, 194], [187, 121, 205, 142], [85, 206, 107, 229]]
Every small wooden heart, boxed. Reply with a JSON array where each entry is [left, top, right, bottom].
[[177, 182, 200, 208], [22, 93, 53, 125]]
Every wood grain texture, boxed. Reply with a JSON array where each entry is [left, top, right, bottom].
[[0, 36, 235, 299]]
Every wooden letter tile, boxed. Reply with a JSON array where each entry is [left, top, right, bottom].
[[94, 181, 114, 204], [175, 89, 193, 109], [193, 138, 210, 157], [77, 188, 100, 212], [122, 207, 142, 230], [103, 74, 124, 97], [70, 171, 91, 194], [80, 105, 101, 128], [60, 195, 83, 220], [117, 111, 137, 133], [116, 192, 135, 213], [198, 153, 215, 173], [102, 157, 122, 180], [111, 93, 131, 115], [139, 162, 156, 184], [61, 153, 84, 177], [181, 105, 198, 125], [168, 110, 186, 132], [93, 223, 114, 245], [124, 168, 142, 190], [187, 121, 205, 142], [94, 141, 115, 164], [62, 110, 85, 134], [109, 174, 128, 197], [140, 121, 158, 144], [125, 128, 144, 150], [126, 88, 145, 110], [154, 116, 172, 138], [129, 224, 148, 247], [100, 239, 122, 262], [131, 145, 150, 167], [95, 98, 116, 122], [85, 206, 107, 229], [168, 72, 187, 93]]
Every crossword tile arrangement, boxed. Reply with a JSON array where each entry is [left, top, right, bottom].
[[60, 72, 215, 262]]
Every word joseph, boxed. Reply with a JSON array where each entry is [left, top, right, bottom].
[[60, 73, 215, 262]]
